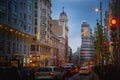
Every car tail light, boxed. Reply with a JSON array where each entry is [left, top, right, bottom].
[[73, 67, 76, 70], [49, 72, 54, 76], [79, 68, 81, 71], [87, 67, 90, 70], [68, 69, 71, 73], [34, 72, 39, 76]]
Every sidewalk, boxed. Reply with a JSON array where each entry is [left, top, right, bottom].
[[89, 70, 100, 80], [104, 69, 120, 80], [94, 64, 120, 80]]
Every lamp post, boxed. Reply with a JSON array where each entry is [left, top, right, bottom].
[[95, 1, 105, 76], [100, 1, 102, 27], [99, 1, 104, 74], [95, 1, 102, 26]]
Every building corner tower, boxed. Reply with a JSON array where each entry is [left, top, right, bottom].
[[59, 7, 69, 63], [80, 22, 95, 65]]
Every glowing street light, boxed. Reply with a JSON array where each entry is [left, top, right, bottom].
[[95, 8, 99, 12], [95, 1, 102, 26]]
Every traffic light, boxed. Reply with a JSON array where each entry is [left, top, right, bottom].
[[110, 17, 118, 26], [23, 58, 26, 63], [103, 41, 109, 47], [110, 17, 118, 38], [107, 52, 112, 59]]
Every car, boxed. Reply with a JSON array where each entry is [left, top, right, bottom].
[[34, 66, 64, 80], [0, 66, 21, 80], [63, 63, 78, 76], [79, 66, 91, 74]]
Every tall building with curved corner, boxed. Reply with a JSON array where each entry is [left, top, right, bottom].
[[80, 22, 95, 65]]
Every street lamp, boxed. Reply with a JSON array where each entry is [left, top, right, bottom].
[[95, 1, 102, 26], [95, 1, 105, 74]]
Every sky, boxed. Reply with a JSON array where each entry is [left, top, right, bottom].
[[51, 0, 109, 53]]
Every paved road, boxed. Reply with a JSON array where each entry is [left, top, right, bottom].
[[68, 70, 100, 80]]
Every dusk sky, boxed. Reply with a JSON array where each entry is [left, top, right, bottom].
[[51, 0, 109, 53]]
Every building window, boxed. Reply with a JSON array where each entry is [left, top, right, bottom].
[[31, 45, 35, 51], [24, 13, 26, 20], [17, 35, 19, 42], [35, 27, 37, 34], [37, 45, 39, 51], [16, 43, 18, 51], [0, 0, 6, 6], [19, 22, 22, 28], [7, 41, 11, 53], [19, 44, 22, 53], [12, 18, 17, 26], [1, 40, 4, 53], [35, 19, 37, 25], [20, 13, 22, 19], [29, 15, 31, 20], [0, 30, 2, 39], [0, 41, 2, 53], [24, 25, 26, 30], [8, 16, 11, 23], [7, 31, 11, 40], [28, 5, 31, 10], [0, 12, 6, 22], [24, 45, 26, 53], [20, 36, 22, 42], [29, 26, 31, 32], [35, 2, 37, 9], [24, 3, 27, 9], [35, 11, 37, 17], [13, 43, 16, 53], [12, 4, 17, 13]]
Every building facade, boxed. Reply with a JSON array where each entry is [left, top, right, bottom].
[[30, 0, 52, 67], [50, 32, 59, 66], [80, 22, 95, 65], [68, 46, 72, 63], [104, 0, 120, 66], [72, 47, 81, 65], [51, 8, 69, 66], [0, 0, 34, 67], [59, 9, 69, 64]]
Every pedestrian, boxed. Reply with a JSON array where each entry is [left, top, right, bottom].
[[29, 68, 35, 80], [89, 67, 100, 80], [21, 67, 30, 80]]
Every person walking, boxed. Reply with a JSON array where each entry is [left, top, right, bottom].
[[89, 67, 100, 80]]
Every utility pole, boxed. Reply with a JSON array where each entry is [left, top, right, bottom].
[[100, 1, 102, 27]]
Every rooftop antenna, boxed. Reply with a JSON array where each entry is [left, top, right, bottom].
[[62, 6, 64, 12]]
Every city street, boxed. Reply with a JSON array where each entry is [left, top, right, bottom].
[[0, 0, 120, 80], [67, 73, 90, 80], [67, 70, 99, 80]]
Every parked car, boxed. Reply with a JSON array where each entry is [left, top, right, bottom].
[[34, 66, 64, 80], [0, 66, 21, 80]]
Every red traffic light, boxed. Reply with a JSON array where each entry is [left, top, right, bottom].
[[110, 17, 118, 26], [104, 41, 109, 47]]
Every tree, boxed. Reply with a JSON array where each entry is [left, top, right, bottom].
[[94, 20, 107, 72]]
